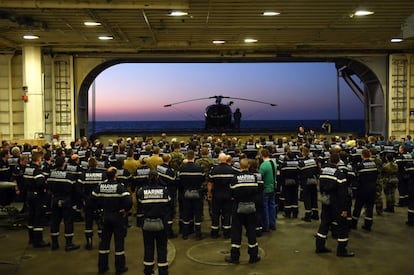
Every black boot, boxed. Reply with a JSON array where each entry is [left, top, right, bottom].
[[361, 219, 372, 232], [65, 236, 80, 251], [224, 255, 240, 264], [210, 229, 219, 239], [98, 252, 109, 274], [337, 241, 355, 257], [384, 203, 394, 213], [167, 224, 177, 239], [144, 264, 154, 275], [292, 208, 299, 219], [223, 229, 231, 239], [51, 235, 59, 250], [350, 218, 358, 230], [195, 224, 203, 240], [188, 221, 195, 234], [33, 230, 50, 248], [27, 227, 34, 244], [85, 236, 93, 250], [301, 212, 312, 222], [115, 254, 128, 275], [249, 255, 261, 263], [315, 236, 331, 253], [182, 222, 189, 240], [284, 209, 292, 219], [178, 220, 183, 234], [311, 210, 319, 220]]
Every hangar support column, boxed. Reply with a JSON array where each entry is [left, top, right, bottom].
[[22, 46, 44, 139]]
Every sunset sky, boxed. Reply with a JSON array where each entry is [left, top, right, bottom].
[[88, 62, 364, 121]]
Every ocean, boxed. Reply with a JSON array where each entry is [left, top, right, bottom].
[[89, 119, 365, 135]]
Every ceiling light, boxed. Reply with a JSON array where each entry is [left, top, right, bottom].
[[244, 38, 258, 43], [84, 21, 101, 26], [263, 11, 280, 16], [354, 10, 374, 16], [98, 36, 113, 40], [169, 11, 188, 16], [23, 35, 39, 40], [391, 38, 403, 43], [212, 40, 226, 44]]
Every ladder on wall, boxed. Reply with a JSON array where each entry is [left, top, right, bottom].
[[389, 54, 414, 139], [53, 59, 73, 142], [390, 58, 408, 137]]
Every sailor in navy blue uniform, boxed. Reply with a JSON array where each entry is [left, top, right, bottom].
[[156, 153, 178, 238], [0, 149, 15, 206], [351, 149, 379, 231], [92, 167, 132, 275], [48, 156, 80, 251], [403, 158, 414, 226], [315, 152, 354, 257], [298, 147, 320, 222], [395, 145, 412, 207], [78, 157, 107, 249], [24, 151, 50, 247], [280, 152, 300, 218], [66, 154, 84, 222], [225, 158, 260, 264], [179, 150, 205, 240], [137, 171, 171, 275], [208, 153, 235, 238]]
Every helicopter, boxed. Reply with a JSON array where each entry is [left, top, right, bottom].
[[164, 95, 277, 130]]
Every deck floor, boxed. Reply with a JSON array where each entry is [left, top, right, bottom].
[[1, 200, 413, 275]]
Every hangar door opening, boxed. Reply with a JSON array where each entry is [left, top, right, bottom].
[[77, 60, 383, 138]]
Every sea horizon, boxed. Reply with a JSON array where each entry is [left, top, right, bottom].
[[89, 119, 365, 135]]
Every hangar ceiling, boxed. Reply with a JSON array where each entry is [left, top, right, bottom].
[[0, 0, 413, 57]]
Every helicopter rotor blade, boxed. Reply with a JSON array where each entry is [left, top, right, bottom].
[[163, 97, 211, 107], [227, 96, 277, 106], [163, 95, 277, 107], [209, 95, 230, 99]]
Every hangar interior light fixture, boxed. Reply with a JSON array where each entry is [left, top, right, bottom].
[[84, 21, 101, 26], [244, 38, 258, 43], [169, 11, 188, 16], [354, 10, 375, 16], [391, 38, 403, 43], [23, 35, 39, 39], [98, 36, 113, 40], [263, 11, 280, 16]]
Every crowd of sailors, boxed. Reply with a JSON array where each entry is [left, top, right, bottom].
[[1, 129, 414, 274]]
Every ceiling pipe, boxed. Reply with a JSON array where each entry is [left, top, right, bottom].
[[0, 0, 188, 10]]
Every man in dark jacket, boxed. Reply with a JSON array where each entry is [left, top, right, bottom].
[[179, 150, 205, 240], [92, 167, 132, 275], [351, 149, 379, 231], [225, 158, 260, 264], [78, 157, 107, 250], [24, 151, 50, 248], [315, 152, 354, 257], [137, 171, 171, 275], [208, 153, 235, 238], [48, 156, 80, 251]]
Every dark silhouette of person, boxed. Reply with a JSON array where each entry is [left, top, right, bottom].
[[322, 120, 332, 134], [233, 108, 242, 131]]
